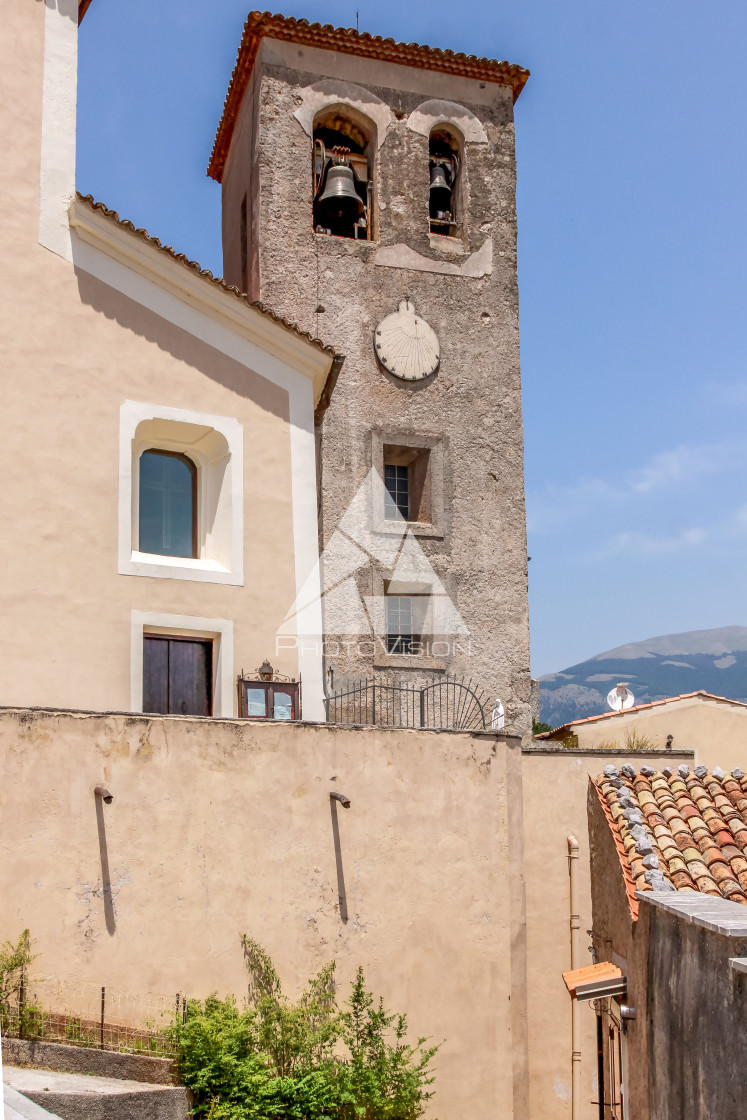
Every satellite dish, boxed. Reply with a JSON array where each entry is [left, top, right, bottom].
[[491, 698, 505, 730], [607, 682, 635, 712]]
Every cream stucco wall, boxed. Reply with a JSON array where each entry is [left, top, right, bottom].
[[0, 708, 524, 1120], [1, 1, 331, 717], [521, 744, 695, 1120], [554, 697, 747, 770]]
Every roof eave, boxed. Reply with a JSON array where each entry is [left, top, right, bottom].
[[70, 194, 341, 405], [208, 12, 530, 182]]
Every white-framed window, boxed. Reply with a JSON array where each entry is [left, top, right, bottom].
[[119, 401, 243, 584], [130, 611, 234, 717]]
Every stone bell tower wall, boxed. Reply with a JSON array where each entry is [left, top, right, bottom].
[[221, 37, 530, 733]]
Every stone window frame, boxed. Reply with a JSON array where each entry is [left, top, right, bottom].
[[119, 401, 244, 586], [368, 572, 446, 672], [370, 429, 445, 540], [130, 610, 234, 717]]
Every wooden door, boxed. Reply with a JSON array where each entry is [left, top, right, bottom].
[[143, 636, 212, 716]]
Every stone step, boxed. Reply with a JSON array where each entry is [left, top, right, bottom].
[[2, 1066, 188, 1120], [4, 1082, 64, 1120], [1, 1040, 177, 1085]]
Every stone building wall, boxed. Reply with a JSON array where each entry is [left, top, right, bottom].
[[221, 41, 530, 733]]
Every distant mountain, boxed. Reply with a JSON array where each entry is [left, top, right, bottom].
[[539, 626, 747, 729]]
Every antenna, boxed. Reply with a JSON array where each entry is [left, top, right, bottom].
[[607, 682, 635, 712], [356, 9, 359, 32]]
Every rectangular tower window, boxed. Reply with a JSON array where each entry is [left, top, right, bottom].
[[383, 446, 432, 523], [384, 464, 409, 520], [143, 635, 213, 716], [386, 595, 417, 654]]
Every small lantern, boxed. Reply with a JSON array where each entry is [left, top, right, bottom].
[[258, 659, 274, 681]]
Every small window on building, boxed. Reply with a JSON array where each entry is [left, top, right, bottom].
[[429, 129, 460, 236], [143, 635, 213, 716], [312, 111, 373, 240], [383, 446, 431, 523], [386, 595, 417, 655], [384, 464, 409, 520], [139, 449, 197, 559]]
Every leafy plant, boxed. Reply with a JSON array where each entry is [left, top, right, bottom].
[[624, 730, 655, 751], [0, 929, 35, 1007], [532, 719, 552, 736], [171, 942, 439, 1120]]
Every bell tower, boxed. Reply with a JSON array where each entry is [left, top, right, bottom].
[[210, 13, 532, 734]]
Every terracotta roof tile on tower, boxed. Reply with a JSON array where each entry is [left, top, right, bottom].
[[208, 11, 530, 181], [593, 763, 747, 919]]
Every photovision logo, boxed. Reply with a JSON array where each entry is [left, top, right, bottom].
[[276, 468, 471, 659]]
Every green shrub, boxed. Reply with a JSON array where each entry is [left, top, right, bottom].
[[171, 941, 439, 1120], [531, 719, 552, 736], [0, 929, 36, 1034]]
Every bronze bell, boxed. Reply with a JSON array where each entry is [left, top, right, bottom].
[[429, 162, 452, 213], [317, 163, 364, 221]]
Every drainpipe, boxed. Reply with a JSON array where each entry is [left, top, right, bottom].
[[568, 835, 581, 1120]]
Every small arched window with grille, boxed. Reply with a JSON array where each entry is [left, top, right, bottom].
[[429, 128, 461, 236], [312, 109, 373, 240]]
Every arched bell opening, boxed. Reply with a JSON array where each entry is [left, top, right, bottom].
[[429, 127, 462, 237], [312, 107, 374, 241]]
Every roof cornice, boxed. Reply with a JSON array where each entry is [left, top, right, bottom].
[[69, 194, 341, 403], [208, 11, 530, 182]]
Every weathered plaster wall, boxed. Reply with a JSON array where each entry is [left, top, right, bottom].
[[521, 748, 692, 1119], [645, 901, 747, 1120], [222, 41, 530, 733], [0, 2, 308, 713], [0, 708, 523, 1120], [587, 781, 652, 1120], [564, 698, 747, 770]]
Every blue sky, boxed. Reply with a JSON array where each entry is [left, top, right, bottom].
[[77, 0, 747, 676]]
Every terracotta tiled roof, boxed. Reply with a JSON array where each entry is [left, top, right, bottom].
[[75, 193, 339, 359], [79, 0, 94, 23], [593, 763, 747, 920], [537, 690, 747, 738], [208, 11, 530, 182]]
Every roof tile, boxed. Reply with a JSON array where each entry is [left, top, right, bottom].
[[208, 11, 530, 181], [75, 193, 340, 361], [593, 764, 747, 917]]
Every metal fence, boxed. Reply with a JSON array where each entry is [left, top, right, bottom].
[[1, 977, 186, 1057], [325, 675, 489, 731]]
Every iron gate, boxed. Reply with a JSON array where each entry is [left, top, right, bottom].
[[325, 675, 489, 731]]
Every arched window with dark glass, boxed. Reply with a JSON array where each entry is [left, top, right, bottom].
[[138, 449, 197, 558]]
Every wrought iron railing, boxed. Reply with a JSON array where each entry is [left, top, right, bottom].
[[325, 675, 488, 731]]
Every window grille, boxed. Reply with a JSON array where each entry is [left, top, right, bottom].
[[384, 464, 409, 520], [386, 595, 416, 654]]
